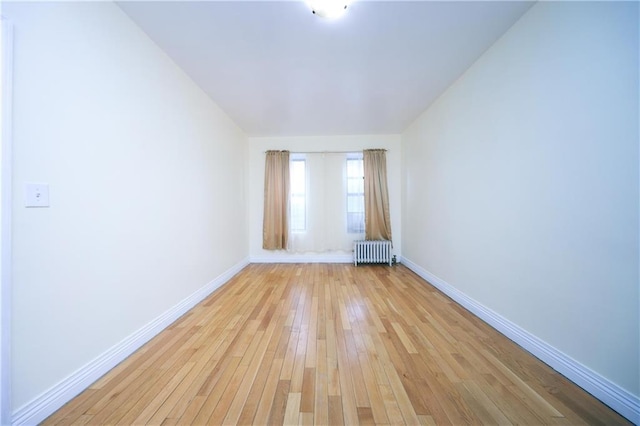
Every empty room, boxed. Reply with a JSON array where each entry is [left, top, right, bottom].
[[0, 0, 638, 424]]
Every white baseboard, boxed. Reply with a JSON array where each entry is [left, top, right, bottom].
[[401, 257, 640, 424], [250, 253, 403, 265], [250, 254, 353, 263], [11, 257, 250, 426]]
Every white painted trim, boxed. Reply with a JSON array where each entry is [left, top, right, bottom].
[[401, 257, 640, 424], [11, 257, 250, 426], [250, 254, 353, 263], [250, 255, 404, 265], [0, 17, 13, 426]]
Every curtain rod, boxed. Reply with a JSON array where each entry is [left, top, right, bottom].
[[264, 150, 387, 154]]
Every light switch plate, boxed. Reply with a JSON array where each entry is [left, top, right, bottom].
[[25, 183, 50, 207]]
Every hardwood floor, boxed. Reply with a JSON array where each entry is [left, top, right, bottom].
[[44, 264, 630, 425]]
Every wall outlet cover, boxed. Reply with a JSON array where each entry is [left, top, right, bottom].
[[25, 183, 50, 207]]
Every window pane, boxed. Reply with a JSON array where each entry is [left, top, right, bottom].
[[291, 195, 305, 231], [347, 212, 365, 233], [290, 159, 306, 231], [348, 195, 364, 212], [290, 160, 305, 195], [347, 178, 363, 194], [347, 160, 356, 176], [346, 157, 365, 233]]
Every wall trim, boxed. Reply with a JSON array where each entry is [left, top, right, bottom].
[[11, 257, 250, 426], [0, 17, 13, 426], [250, 255, 404, 266], [250, 254, 354, 264], [401, 257, 640, 424]]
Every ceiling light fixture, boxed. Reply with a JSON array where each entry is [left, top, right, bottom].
[[307, 0, 351, 19]]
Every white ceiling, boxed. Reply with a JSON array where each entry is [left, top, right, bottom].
[[118, 1, 534, 137]]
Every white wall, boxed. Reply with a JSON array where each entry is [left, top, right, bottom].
[[0, 16, 13, 425], [402, 0, 639, 399], [5, 2, 248, 411], [249, 135, 401, 262]]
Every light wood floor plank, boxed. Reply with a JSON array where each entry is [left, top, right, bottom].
[[283, 392, 301, 426], [43, 264, 631, 426]]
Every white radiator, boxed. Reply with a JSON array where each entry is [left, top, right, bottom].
[[353, 240, 392, 266]]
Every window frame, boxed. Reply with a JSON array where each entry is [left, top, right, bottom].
[[346, 153, 365, 234], [289, 156, 307, 233]]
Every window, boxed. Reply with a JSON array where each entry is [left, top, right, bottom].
[[290, 157, 306, 232], [346, 154, 364, 233]]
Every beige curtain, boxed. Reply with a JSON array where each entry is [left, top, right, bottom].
[[364, 149, 392, 242], [263, 150, 290, 250]]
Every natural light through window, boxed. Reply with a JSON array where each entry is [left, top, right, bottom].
[[290, 157, 306, 232], [346, 154, 364, 233]]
